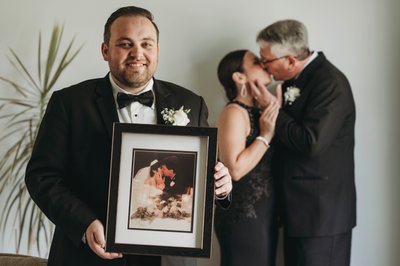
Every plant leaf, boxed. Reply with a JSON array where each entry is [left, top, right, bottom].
[[0, 97, 36, 108], [0, 76, 30, 97], [43, 24, 61, 90], [46, 37, 83, 93], [8, 49, 41, 92], [0, 22, 80, 256], [37, 31, 42, 86]]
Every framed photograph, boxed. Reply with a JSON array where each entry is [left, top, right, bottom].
[[105, 123, 217, 257]]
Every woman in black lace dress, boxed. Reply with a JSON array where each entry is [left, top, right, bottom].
[[214, 50, 280, 266]]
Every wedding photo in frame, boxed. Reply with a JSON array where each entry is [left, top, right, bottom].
[[106, 123, 217, 257]]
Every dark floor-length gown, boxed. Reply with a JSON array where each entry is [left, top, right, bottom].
[[214, 101, 277, 266]]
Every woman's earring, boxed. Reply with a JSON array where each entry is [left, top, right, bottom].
[[240, 84, 247, 97]]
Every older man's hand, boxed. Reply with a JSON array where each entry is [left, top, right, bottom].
[[249, 81, 282, 109]]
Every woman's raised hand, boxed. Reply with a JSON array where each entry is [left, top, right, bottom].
[[259, 101, 280, 142]]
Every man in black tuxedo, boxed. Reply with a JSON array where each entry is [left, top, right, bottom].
[[250, 20, 356, 266], [25, 6, 232, 266]]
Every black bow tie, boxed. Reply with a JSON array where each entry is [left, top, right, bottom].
[[117, 91, 154, 109]]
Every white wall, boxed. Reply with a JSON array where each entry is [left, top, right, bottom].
[[1, 0, 399, 265]]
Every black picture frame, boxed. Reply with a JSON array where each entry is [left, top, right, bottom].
[[105, 123, 217, 258]]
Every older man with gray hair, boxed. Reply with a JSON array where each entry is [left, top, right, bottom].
[[250, 19, 356, 266]]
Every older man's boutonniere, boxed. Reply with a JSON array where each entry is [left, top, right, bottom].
[[161, 106, 191, 126], [284, 86, 301, 106]]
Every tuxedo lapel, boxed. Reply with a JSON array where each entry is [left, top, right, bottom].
[[293, 52, 326, 90], [281, 52, 326, 108], [282, 79, 295, 89], [95, 76, 119, 137], [153, 79, 173, 125]]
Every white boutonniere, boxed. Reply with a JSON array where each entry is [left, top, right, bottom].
[[284, 86, 301, 106], [161, 106, 191, 126]]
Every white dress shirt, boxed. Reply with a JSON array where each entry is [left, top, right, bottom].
[[109, 74, 157, 125]]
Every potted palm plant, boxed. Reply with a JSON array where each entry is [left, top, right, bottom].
[[0, 23, 82, 256]]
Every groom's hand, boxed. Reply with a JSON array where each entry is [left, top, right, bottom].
[[85, 219, 123, 260]]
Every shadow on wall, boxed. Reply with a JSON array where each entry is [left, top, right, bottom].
[[191, 36, 244, 127]]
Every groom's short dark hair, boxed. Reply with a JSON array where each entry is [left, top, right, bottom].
[[103, 6, 160, 44], [161, 156, 179, 173]]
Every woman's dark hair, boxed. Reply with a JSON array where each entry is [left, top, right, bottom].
[[104, 6, 160, 44], [217, 49, 248, 101]]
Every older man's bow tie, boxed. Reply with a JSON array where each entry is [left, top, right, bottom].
[[117, 91, 154, 109]]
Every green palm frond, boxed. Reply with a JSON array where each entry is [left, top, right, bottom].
[[46, 36, 83, 93], [0, 23, 82, 256], [8, 49, 41, 93], [0, 77, 30, 97]]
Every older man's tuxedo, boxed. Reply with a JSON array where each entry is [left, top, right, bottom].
[[25, 75, 210, 266], [273, 52, 356, 265]]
